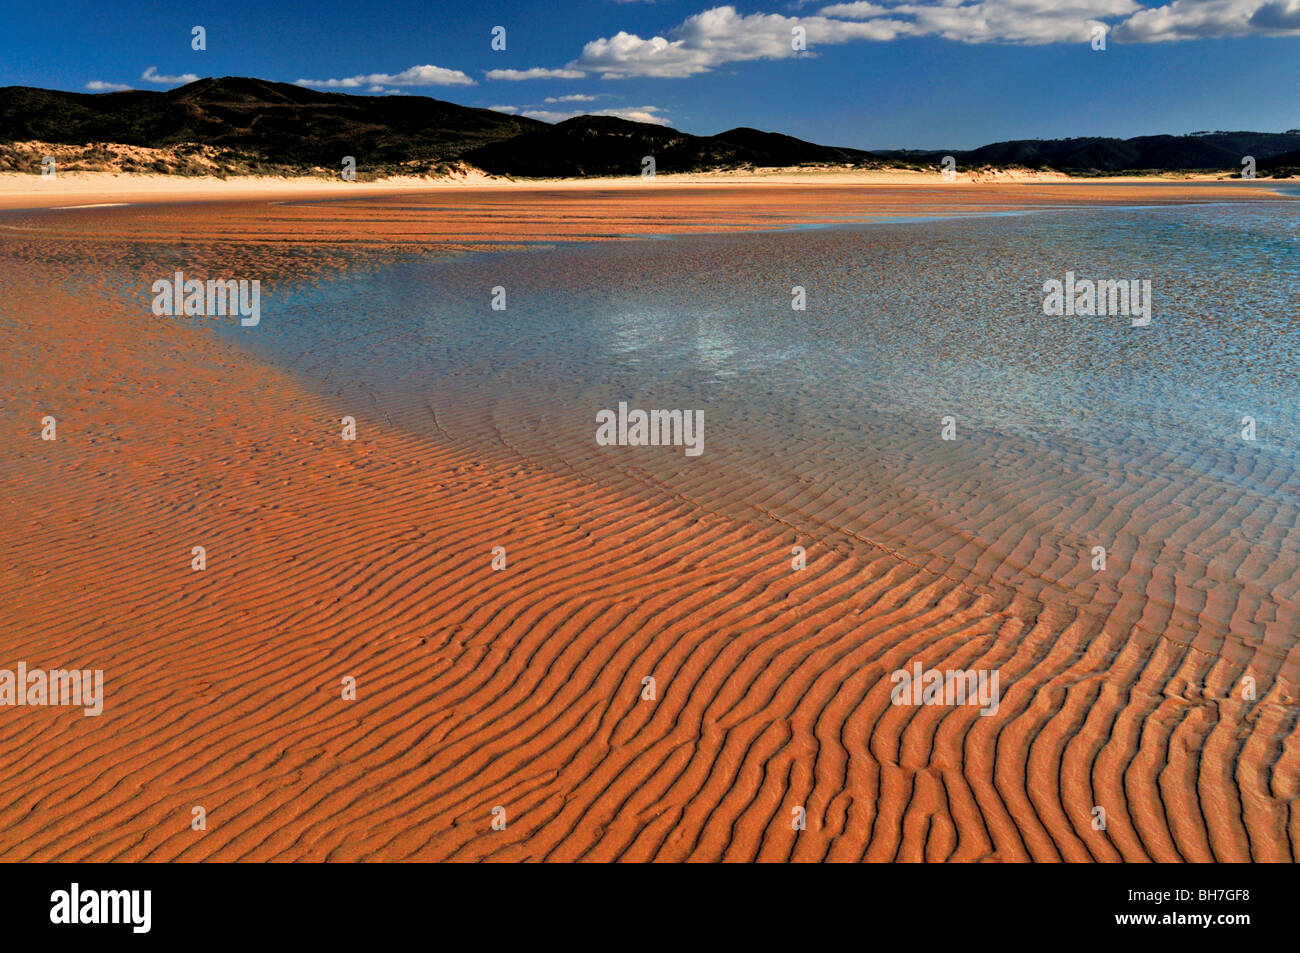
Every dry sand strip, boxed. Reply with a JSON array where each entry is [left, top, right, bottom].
[[0, 168, 1292, 213], [0, 187, 1296, 862]]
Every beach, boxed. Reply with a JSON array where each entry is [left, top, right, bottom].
[[0, 165, 1276, 211], [1, 178, 1297, 861]]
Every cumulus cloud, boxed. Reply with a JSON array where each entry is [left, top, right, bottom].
[[551, 1, 1300, 80], [485, 67, 587, 80], [544, 94, 600, 103], [140, 66, 200, 85], [522, 105, 671, 124], [487, 104, 521, 113], [86, 80, 133, 92], [1113, 0, 1300, 41], [837, 0, 1139, 44], [1252, 0, 1300, 29], [296, 64, 474, 88], [572, 6, 951, 78]]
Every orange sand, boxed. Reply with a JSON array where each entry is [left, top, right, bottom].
[[0, 183, 1296, 861]]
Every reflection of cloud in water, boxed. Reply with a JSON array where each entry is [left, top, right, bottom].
[[604, 309, 655, 363], [603, 307, 741, 381], [689, 310, 741, 380]]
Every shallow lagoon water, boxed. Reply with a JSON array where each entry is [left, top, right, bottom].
[[225, 198, 1300, 646]]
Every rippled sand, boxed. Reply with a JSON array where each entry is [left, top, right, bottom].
[[1, 183, 1296, 861]]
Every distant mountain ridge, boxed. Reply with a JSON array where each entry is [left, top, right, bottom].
[[0, 77, 1296, 178], [462, 117, 878, 177], [876, 131, 1300, 174], [0, 77, 880, 176]]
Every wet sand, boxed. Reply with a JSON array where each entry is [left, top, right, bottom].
[[0, 182, 1296, 861]]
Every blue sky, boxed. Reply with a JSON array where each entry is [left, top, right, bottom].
[[4, 0, 1300, 149]]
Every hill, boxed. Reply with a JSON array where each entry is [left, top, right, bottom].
[[0, 78, 882, 177], [462, 117, 879, 176], [0, 77, 545, 174], [875, 131, 1300, 174], [1, 78, 1296, 178]]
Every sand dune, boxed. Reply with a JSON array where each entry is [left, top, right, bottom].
[[0, 169, 1285, 213], [0, 185, 1296, 861]]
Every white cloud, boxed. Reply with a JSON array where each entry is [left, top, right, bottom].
[[816, 2, 890, 16], [485, 67, 587, 80], [140, 66, 200, 85], [1252, 0, 1300, 29], [554, 0, 1298, 81], [571, 6, 918, 78], [296, 64, 474, 89], [488, 104, 521, 113], [86, 80, 133, 92], [544, 94, 600, 103], [1113, 0, 1300, 41], [522, 105, 671, 125], [872, 0, 1138, 45]]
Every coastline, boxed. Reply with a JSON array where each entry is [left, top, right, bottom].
[[0, 167, 1292, 212]]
